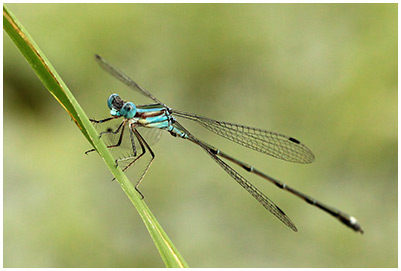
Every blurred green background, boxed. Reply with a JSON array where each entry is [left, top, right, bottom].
[[4, 3, 397, 268]]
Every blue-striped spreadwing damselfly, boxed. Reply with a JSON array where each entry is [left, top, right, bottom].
[[86, 54, 363, 233]]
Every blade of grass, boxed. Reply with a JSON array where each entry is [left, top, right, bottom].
[[3, 5, 188, 268]]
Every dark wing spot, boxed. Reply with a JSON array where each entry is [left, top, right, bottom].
[[289, 137, 300, 144]]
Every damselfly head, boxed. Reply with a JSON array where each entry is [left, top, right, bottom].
[[107, 93, 124, 111], [120, 102, 137, 119]]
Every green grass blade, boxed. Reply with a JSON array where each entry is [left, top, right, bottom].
[[3, 5, 188, 268]]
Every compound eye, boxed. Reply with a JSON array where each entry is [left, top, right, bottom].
[[120, 102, 137, 119], [107, 94, 123, 110]]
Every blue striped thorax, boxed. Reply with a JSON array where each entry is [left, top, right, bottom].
[[106, 93, 185, 137]]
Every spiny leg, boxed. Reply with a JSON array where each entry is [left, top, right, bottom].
[[85, 116, 122, 154], [119, 126, 155, 199], [113, 122, 142, 171], [85, 120, 127, 155], [128, 122, 137, 157], [99, 121, 124, 137], [89, 116, 119, 124]]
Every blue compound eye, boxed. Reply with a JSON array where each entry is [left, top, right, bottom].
[[120, 102, 137, 119], [107, 94, 122, 110]]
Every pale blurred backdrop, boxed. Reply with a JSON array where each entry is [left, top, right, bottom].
[[4, 3, 397, 268]]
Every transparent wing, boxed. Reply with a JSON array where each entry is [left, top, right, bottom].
[[172, 110, 314, 164], [95, 54, 165, 105], [136, 127, 163, 146], [205, 147, 298, 232], [172, 121, 298, 231]]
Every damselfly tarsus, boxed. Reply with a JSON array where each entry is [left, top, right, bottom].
[[86, 54, 363, 233]]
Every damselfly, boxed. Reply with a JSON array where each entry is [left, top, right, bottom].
[[87, 54, 363, 233]]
